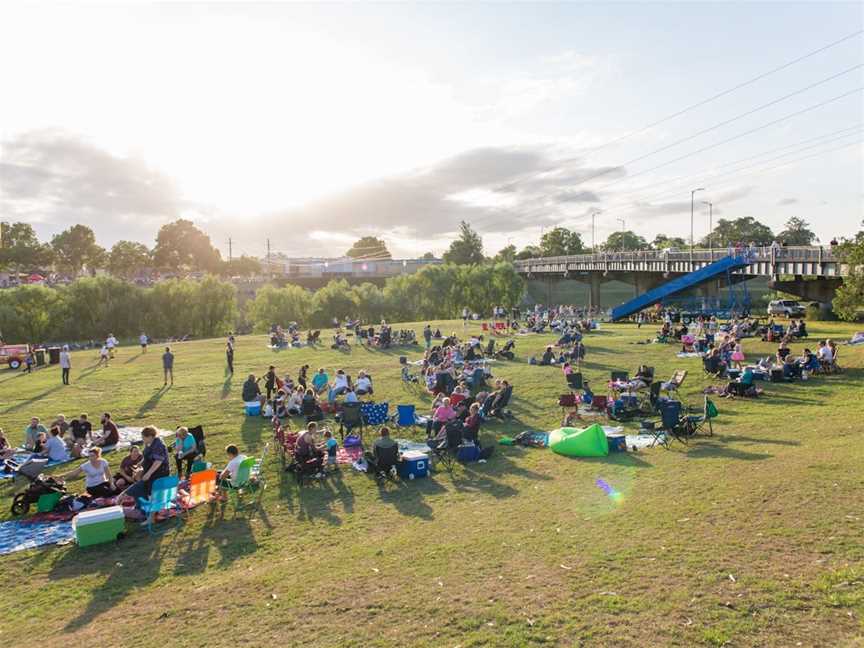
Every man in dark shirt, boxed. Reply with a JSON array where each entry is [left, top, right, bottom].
[[365, 427, 399, 477], [123, 426, 169, 500], [242, 374, 262, 404], [93, 412, 119, 448], [162, 346, 174, 386]]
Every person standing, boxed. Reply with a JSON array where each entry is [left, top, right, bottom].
[[162, 346, 174, 386], [226, 339, 234, 374], [139, 332, 149, 353], [106, 333, 118, 359], [59, 345, 71, 385], [423, 324, 432, 350]]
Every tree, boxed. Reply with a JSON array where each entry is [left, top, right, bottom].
[[700, 217, 774, 247], [442, 221, 484, 265], [833, 224, 864, 321], [345, 236, 391, 260], [493, 244, 517, 263], [51, 225, 106, 276], [539, 227, 586, 256], [152, 219, 222, 273], [777, 217, 816, 246], [351, 282, 388, 322], [0, 222, 52, 272], [602, 230, 648, 251], [312, 279, 357, 326], [0, 285, 60, 342], [108, 241, 152, 279], [421, 252, 436, 260], [221, 255, 262, 277], [515, 245, 541, 260], [652, 234, 687, 250], [191, 275, 238, 337], [247, 284, 313, 331]]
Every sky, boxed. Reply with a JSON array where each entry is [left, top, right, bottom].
[[1, 2, 862, 260]]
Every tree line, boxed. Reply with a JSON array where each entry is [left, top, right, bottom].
[[0, 262, 524, 344]]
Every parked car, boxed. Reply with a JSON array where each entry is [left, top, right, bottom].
[[767, 299, 806, 317], [0, 344, 31, 370]]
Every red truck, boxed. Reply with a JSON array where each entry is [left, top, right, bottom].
[[0, 344, 31, 370]]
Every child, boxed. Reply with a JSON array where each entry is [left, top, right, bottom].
[[324, 430, 338, 471], [731, 341, 745, 370]]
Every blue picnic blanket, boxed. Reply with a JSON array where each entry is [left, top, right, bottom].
[[0, 519, 74, 555]]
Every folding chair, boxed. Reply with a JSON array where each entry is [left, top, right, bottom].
[[188, 425, 206, 459], [431, 424, 462, 473], [481, 322, 490, 332], [661, 370, 688, 398], [449, 393, 466, 408], [252, 443, 269, 493], [686, 396, 717, 436], [566, 372, 583, 390], [393, 404, 418, 430], [138, 475, 183, 535], [611, 370, 629, 382], [188, 469, 218, 506], [221, 457, 259, 509], [558, 393, 578, 417], [337, 402, 365, 440], [659, 400, 695, 446]]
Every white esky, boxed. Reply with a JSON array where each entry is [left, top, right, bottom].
[[1, 2, 862, 259]]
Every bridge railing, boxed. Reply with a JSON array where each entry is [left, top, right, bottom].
[[514, 245, 837, 270]]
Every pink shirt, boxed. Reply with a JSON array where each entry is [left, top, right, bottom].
[[562, 365, 573, 376], [433, 405, 456, 422]]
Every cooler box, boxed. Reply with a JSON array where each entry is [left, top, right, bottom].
[[244, 401, 262, 416], [397, 450, 429, 479], [73, 505, 125, 547], [607, 434, 627, 452]]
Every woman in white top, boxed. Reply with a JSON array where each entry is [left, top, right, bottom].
[[61, 446, 115, 497]]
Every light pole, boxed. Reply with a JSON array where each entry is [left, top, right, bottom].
[[591, 210, 601, 254], [690, 188, 705, 264], [617, 218, 625, 252], [702, 201, 713, 259]]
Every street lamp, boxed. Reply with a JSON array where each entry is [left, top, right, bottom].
[[702, 201, 713, 259], [690, 188, 705, 263], [617, 218, 626, 252], [591, 210, 601, 254]]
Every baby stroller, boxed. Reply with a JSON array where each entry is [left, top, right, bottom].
[[11, 471, 67, 515]]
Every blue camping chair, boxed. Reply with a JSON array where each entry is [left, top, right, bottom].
[[361, 401, 389, 426], [137, 475, 183, 535], [394, 404, 418, 430]]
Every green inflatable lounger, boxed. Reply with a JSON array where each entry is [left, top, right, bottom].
[[549, 423, 609, 458]]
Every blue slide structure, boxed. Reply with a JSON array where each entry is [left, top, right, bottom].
[[610, 254, 751, 321]]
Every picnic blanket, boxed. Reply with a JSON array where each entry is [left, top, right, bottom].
[[1, 426, 173, 479], [0, 519, 74, 555], [335, 446, 364, 465], [676, 352, 704, 358]]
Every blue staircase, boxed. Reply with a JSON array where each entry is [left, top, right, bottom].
[[610, 254, 751, 321]]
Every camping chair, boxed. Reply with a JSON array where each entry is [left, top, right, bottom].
[[658, 400, 695, 446], [486, 385, 513, 419], [337, 402, 364, 440], [188, 425, 206, 459], [641, 381, 662, 413], [431, 424, 463, 473], [468, 367, 486, 393], [288, 449, 326, 487], [449, 393, 466, 408], [221, 457, 259, 509], [661, 370, 688, 397], [566, 372, 583, 391], [360, 401, 390, 426], [252, 443, 269, 489], [369, 443, 400, 482], [393, 404, 418, 430], [686, 396, 717, 436], [138, 475, 183, 535], [611, 370, 629, 382], [190, 460, 209, 474], [188, 469, 218, 506], [558, 393, 578, 417], [481, 322, 490, 332]]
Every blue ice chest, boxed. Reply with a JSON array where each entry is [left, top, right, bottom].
[[244, 401, 261, 416], [398, 450, 428, 479]]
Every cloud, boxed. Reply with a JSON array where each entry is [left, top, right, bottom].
[[555, 190, 601, 204], [777, 197, 798, 206], [0, 129, 183, 243]]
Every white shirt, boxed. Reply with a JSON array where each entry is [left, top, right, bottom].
[[818, 346, 833, 362], [100, 346, 109, 357], [139, 334, 148, 345], [106, 336, 118, 348], [334, 374, 348, 389], [59, 352, 71, 369], [225, 454, 247, 480], [356, 376, 371, 391], [80, 459, 109, 487], [45, 435, 69, 462]]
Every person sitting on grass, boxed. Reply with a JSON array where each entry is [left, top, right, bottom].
[[364, 426, 399, 478], [776, 341, 791, 365], [312, 368, 329, 394], [218, 444, 247, 488], [35, 425, 69, 463], [301, 389, 324, 422], [68, 413, 92, 458], [61, 446, 115, 498], [0, 428, 14, 461], [242, 374, 265, 407], [114, 446, 143, 490], [122, 426, 170, 502], [173, 426, 198, 479], [23, 417, 48, 451], [92, 412, 119, 448], [539, 345, 555, 366], [355, 370, 373, 395], [294, 422, 324, 476]]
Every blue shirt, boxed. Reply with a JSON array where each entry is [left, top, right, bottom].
[[326, 438, 338, 457]]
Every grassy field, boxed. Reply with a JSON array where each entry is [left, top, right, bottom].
[[1, 320, 862, 647]]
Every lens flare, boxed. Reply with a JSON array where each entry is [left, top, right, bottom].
[[595, 478, 624, 504]]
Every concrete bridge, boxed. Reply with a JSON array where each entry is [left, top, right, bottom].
[[514, 246, 848, 307]]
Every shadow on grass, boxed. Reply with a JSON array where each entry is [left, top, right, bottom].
[[1, 384, 65, 414], [136, 386, 167, 416], [220, 374, 233, 400], [173, 507, 259, 577], [375, 473, 446, 520], [682, 438, 773, 461], [124, 352, 144, 364]]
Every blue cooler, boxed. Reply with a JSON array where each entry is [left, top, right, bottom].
[[244, 401, 261, 416], [398, 450, 429, 479]]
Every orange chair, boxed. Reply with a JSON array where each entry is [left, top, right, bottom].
[[188, 469, 217, 506], [481, 322, 490, 332], [449, 393, 466, 407]]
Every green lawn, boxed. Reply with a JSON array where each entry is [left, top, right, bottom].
[[1, 320, 862, 647]]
